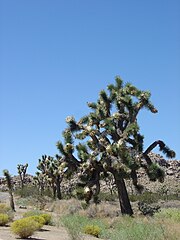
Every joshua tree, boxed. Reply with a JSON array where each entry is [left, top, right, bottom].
[[57, 77, 175, 215], [3, 169, 15, 211], [17, 163, 28, 189], [33, 171, 47, 196], [36, 155, 63, 199]]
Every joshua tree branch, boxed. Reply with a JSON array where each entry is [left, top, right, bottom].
[[144, 140, 165, 155]]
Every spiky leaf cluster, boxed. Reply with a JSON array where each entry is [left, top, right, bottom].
[[57, 77, 175, 192]]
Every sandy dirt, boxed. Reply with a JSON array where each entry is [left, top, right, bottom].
[[0, 225, 70, 240], [0, 224, 102, 240]]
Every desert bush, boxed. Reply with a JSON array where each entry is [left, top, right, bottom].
[[26, 216, 45, 229], [40, 213, 52, 225], [84, 224, 101, 238], [165, 193, 180, 201], [129, 192, 160, 204], [0, 203, 14, 221], [11, 218, 39, 238], [15, 188, 51, 210], [138, 202, 160, 216], [15, 185, 39, 198], [22, 211, 52, 225], [81, 202, 89, 210], [0, 213, 9, 226], [0, 203, 11, 213], [73, 186, 85, 200], [52, 199, 83, 215], [85, 204, 98, 218], [23, 210, 42, 218], [98, 192, 118, 202], [86, 203, 119, 218], [129, 191, 179, 204], [22, 211, 46, 229]]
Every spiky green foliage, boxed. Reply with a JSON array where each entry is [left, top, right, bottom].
[[87, 102, 97, 109], [3, 170, 12, 190], [57, 141, 67, 155], [63, 128, 74, 145], [66, 116, 80, 132], [147, 163, 165, 182]]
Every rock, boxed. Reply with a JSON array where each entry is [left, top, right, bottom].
[[19, 205, 27, 209], [167, 170, 174, 175]]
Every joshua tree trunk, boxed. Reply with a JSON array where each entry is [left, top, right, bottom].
[[56, 176, 62, 200], [92, 181, 100, 204], [3, 170, 15, 212], [114, 174, 133, 215], [9, 191, 15, 212]]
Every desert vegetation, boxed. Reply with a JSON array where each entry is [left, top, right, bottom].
[[0, 77, 179, 239]]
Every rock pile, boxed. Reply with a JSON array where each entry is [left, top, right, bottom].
[[148, 152, 180, 178], [0, 174, 33, 191]]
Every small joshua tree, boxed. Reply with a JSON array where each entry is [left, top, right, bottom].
[[36, 155, 63, 199], [17, 163, 28, 190], [3, 170, 15, 212], [57, 77, 175, 215], [33, 171, 47, 196]]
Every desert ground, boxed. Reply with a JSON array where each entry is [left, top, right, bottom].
[[0, 192, 103, 240]]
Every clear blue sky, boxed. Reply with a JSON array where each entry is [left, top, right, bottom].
[[0, 0, 180, 176]]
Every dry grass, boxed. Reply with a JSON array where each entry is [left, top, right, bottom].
[[45, 198, 83, 215], [45, 199, 119, 218], [159, 219, 180, 239], [84, 202, 119, 218]]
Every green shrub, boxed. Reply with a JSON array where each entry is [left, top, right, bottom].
[[0, 203, 11, 213], [138, 202, 160, 216], [23, 210, 41, 218], [26, 216, 45, 229], [98, 192, 117, 202], [0, 203, 14, 221], [40, 213, 52, 225], [11, 218, 39, 238], [129, 192, 160, 204], [74, 187, 85, 200], [0, 213, 9, 226], [84, 224, 101, 238], [129, 191, 179, 204], [81, 202, 89, 210], [23, 210, 52, 225], [14, 185, 39, 198]]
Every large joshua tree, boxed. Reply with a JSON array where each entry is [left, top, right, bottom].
[[57, 77, 175, 215]]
